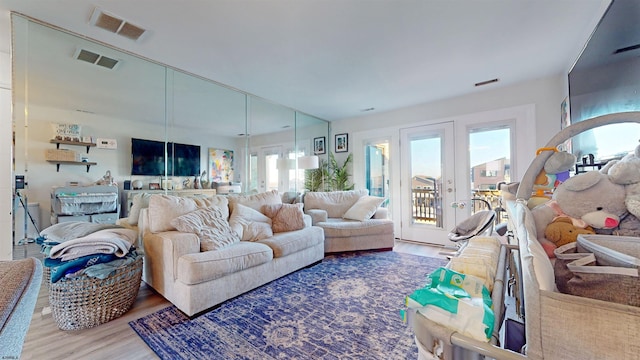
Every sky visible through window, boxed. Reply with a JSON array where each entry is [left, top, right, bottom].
[[411, 128, 510, 178]]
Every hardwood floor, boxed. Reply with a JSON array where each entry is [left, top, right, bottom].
[[14, 240, 444, 360]]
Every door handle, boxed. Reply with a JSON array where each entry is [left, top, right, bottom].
[[451, 201, 466, 209]]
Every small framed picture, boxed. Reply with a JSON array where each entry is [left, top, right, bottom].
[[335, 133, 348, 153], [149, 182, 160, 190], [314, 136, 326, 155]]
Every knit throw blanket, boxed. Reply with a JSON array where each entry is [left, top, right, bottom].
[[48, 228, 136, 262]]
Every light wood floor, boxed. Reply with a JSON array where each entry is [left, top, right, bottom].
[[14, 240, 445, 360]]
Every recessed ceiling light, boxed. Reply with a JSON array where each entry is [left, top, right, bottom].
[[475, 78, 499, 87]]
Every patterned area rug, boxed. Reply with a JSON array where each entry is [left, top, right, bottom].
[[129, 250, 447, 359]]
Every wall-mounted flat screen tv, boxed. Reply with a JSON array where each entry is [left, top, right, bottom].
[[131, 138, 201, 176], [131, 138, 166, 176], [172, 142, 201, 176]]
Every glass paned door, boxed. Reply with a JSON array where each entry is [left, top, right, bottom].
[[400, 122, 455, 245], [468, 126, 512, 225], [365, 141, 389, 198]]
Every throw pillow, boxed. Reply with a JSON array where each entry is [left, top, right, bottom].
[[228, 189, 282, 213], [148, 194, 222, 233], [342, 195, 386, 221], [128, 192, 152, 225], [170, 206, 240, 251], [228, 204, 273, 241], [303, 190, 368, 218], [262, 203, 305, 233]]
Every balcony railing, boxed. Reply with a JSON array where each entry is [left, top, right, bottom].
[[411, 188, 505, 225]]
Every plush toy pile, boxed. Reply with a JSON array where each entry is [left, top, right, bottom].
[[529, 144, 640, 257]]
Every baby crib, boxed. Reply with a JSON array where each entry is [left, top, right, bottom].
[[409, 111, 640, 360]]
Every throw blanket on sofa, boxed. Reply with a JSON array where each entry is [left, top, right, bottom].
[[49, 228, 136, 262]]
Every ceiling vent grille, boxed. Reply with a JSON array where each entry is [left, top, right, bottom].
[[74, 49, 120, 70], [89, 8, 147, 41]]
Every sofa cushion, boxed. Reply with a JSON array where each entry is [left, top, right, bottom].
[[229, 204, 273, 241], [342, 196, 386, 221], [128, 192, 152, 225], [170, 206, 240, 251], [319, 218, 394, 238], [262, 203, 305, 233], [228, 189, 282, 213], [148, 194, 229, 233], [259, 226, 324, 258], [304, 190, 368, 218], [177, 241, 273, 285]]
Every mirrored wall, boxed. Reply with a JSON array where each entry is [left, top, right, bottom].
[[11, 13, 329, 241]]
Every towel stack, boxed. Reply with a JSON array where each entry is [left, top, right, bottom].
[[38, 222, 138, 283]]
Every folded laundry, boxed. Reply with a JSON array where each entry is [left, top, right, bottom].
[[48, 228, 136, 262], [45, 252, 120, 283]]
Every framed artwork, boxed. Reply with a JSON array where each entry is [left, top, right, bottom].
[[314, 136, 326, 155], [149, 183, 160, 190], [335, 133, 348, 153], [208, 148, 234, 183]]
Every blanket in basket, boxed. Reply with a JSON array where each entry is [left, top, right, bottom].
[[48, 228, 135, 261]]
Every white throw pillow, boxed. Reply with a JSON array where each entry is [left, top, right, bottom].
[[170, 206, 239, 251], [228, 203, 273, 241], [128, 192, 152, 225], [228, 189, 282, 213], [148, 195, 199, 233], [342, 196, 386, 221]]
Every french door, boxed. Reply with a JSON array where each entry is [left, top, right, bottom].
[[400, 121, 514, 246], [400, 122, 456, 245]]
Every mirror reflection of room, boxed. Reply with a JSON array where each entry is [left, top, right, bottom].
[[12, 14, 329, 246]]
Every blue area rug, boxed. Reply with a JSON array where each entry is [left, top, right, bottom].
[[129, 250, 447, 359]]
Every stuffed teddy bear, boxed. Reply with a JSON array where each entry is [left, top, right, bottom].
[[602, 143, 640, 236], [531, 170, 627, 257], [529, 149, 576, 209], [544, 217, 595, 248]]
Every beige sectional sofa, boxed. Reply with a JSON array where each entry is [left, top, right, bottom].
[[304, 190, 394, 253], [140, 190, 325, 316]]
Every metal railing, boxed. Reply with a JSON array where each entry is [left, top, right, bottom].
[[410, 188, 505, 225]]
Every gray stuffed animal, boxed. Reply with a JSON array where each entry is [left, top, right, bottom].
[[531, 171, 627, 257]]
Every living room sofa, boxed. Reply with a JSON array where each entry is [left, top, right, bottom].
[[140, 190, 325, 316], [303, 190, 394, 253]]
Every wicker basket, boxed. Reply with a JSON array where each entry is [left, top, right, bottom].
[[47, 256, 143, 331]]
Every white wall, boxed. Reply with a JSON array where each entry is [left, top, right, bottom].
[[331, 75, 566, 178]]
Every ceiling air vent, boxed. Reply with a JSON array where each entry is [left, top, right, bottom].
[[74, 49, 120, 70], [89, 8, 147, 41]]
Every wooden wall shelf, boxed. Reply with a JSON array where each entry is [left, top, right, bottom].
[[46, 160, 97, 172], [50, 139, 96, 153]]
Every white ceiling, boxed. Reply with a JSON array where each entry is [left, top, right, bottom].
[[0, 0, 610, 121]]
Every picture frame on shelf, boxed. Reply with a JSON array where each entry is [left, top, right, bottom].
[[335, 133, 348, 153], [149, 183, 160, 190], [314, 136, 326, 155]]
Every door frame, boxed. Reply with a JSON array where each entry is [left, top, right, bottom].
[[352, 104, 537, 245]]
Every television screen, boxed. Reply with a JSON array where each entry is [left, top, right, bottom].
[[131, 138, 166, 176], [131, 138, 201, 176], [172, 142, 201, 176]]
